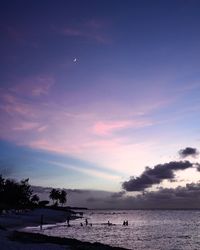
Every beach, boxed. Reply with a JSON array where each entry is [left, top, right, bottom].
[[0, 208, 73, 230], [0, 208, 70, 249], [0, 208, 127, 250], [10, 231, 128, 250]]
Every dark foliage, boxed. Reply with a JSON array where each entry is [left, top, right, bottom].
[[0, 175, 39, 210], [38, 200, 49, 207], [49, 188, 67, 206], [31, 194, 40, 204]]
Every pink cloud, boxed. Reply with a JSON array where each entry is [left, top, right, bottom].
[[13, 122, 39, 131], [11, 75, 55, 97], [56, 18, 111, 44], [11, 122, 47, 132], [61, 28, 83, 37], [3, 25, 25, 43], [84, 19, 107, 29], [0, 90, 38, 117], [1, 25, 39, 48], [93, 120, 132, 136], [27, 138, 85, 155], [37, 125, 48, 132], [0, 73, 176, 177], [28, 139, 66, 153], [0, 89, 174, 177], [93, 119, 153, 136], [2, 93, 16, 103], [60, 27, 109, 43], [0, 75, 55, 121]]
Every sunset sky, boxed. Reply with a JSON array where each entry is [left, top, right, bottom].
[[1, 0, 200, 200]]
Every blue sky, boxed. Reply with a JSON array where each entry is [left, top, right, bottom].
[[1, 0, 200, 192]]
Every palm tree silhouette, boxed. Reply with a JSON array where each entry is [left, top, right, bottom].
[[49, 189, 59, 205], [59, 190, 67, 206]]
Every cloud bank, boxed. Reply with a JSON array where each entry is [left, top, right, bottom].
[[122, 161, 199, 192], [32, 182, 200, 209]]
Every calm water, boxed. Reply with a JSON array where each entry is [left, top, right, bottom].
[[27, 210, 200, 250]]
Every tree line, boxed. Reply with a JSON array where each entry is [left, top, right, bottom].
[[0, 175, 67, 212]]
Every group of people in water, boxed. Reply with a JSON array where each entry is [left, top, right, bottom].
[[123, 220, 128, 226], [67, 217, 129, 227], [80, 219, 129, 227], [40, 213, 129, 230], [80, 218, 92, 227], [41, 214, 129, 230]]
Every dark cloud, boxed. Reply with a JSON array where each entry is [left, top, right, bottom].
[[117, 182, 200, 209], [179, 147, 199, 158], [122, 161, 195, 192], [110, 191, 125, 199], [85, 182, 200, 209], [86, 197, 98, 203], [140, 183, 200, 206], [67, 189, 90, 194], [86, 191, 126, 205]]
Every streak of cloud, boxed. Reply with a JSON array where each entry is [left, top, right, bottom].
[[48, 160, 121, 181], [55, 18, 111, 44]]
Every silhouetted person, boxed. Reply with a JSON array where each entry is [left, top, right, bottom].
[[80, 222, 83, 226], [108, 220, 111, 226], [123, 220, 126, 226], [40, 214, 44, 230], [67, 216, 70, 227], [126, 220, 128, 226], [85, 218, 88, 226]]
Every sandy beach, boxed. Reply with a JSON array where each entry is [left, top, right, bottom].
[[0, 208, 73, 230], [0, 208, 71, 249]]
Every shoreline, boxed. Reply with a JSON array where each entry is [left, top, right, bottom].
[[10, 230, 129, 250], [0, 208, 129, 249], [0, 207, 74, 230], [0, 207, 74, 249]]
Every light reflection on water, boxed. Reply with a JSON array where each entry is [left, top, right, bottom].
[[27, 210, 200, 250]]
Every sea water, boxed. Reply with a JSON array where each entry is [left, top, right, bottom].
[[27, 210, 200, 250]]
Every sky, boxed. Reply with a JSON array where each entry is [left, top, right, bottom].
[[1, 0, 200, 208]]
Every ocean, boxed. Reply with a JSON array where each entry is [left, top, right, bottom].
[[27, 210, 200, 250]]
